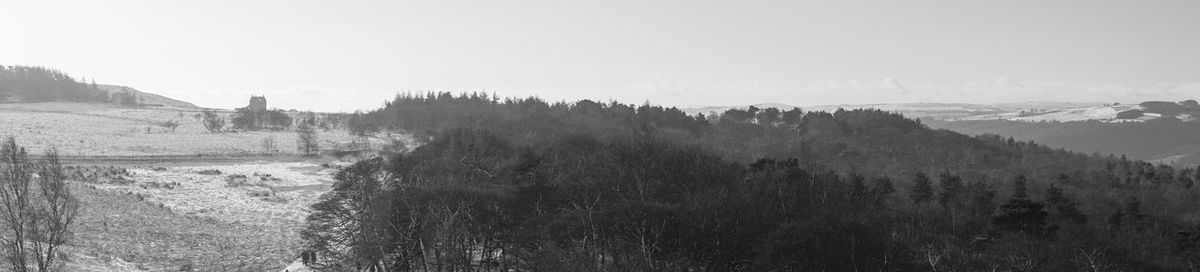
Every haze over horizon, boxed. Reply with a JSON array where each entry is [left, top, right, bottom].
[[3, 0, 1200, 112]]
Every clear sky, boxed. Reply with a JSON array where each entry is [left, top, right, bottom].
[[2, 0, 1199, 112]]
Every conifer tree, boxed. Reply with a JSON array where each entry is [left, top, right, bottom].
[[911, 172, 933, 204]]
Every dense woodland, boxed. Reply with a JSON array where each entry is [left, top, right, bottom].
[[308, 92, 1200, 271], [0, 65, 140, 105]]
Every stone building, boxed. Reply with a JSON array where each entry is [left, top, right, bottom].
[[245, 96, 267, 112]]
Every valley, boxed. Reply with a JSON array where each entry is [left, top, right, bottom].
[[6, 2, 1199, 270]]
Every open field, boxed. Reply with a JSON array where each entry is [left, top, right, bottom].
[[0, 102, 366, 156], [0, 102, 412, 271], [88, 161, 340, 227], [66, 184, 298, 271], [60, 160, 346, 271]]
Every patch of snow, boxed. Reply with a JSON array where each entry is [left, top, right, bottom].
[[282, 260, 317, 272], [91, 161, 338, 227], [954, 104, 1147, 122]]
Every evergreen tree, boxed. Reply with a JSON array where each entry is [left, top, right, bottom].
[[911, 172, 933, 204], [991, 198, 1054, 238]]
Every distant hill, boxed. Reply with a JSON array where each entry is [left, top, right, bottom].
[[688, 100, 1200, 166], [683, 102, 1111, 121], [0, 65, 109, 103], [909, 100, 1200, 166], [946, 101, 1200, 123], [1, 65, 199, 109], [925, 118, 1200, 166], [96, 84, 198, 109]]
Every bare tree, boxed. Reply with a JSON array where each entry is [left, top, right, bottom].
[[202, 110, 225, 133], [261, 136, 279, 154], [0, 138, 79, 272], [0, 137, 34, 271], [299, 158, 389, 270], [30, 148, 78, 272], [297, 112, 320, 156]]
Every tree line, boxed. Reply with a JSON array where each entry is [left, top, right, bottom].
[[230, 109, 293, 131], [0, 65, 140, 105]]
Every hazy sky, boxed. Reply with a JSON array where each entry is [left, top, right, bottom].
[[3, 0, 1199, 111]]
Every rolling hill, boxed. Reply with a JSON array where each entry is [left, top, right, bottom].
[[96, 84, 199, 109], [692, 100, 1200, 166]]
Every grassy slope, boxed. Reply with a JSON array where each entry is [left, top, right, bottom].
[[96, 84, 200, 109]]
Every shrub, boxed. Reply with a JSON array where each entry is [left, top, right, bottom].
[[201, 111, 225, 133]]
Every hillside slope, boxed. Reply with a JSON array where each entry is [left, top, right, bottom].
[[926, 119, 1200, 166], [1, 65, 201, 109], [96, 84, 199, 109], [690, 101, 1200, 166]]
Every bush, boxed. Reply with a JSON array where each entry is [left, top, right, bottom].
[[201, 111, 225, 133], [159, 120, 180, 132]]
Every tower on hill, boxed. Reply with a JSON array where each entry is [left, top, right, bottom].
[[246, 96, 267, 112]]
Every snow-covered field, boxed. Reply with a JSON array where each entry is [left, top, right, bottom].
[[952, 104, 1163, 123], [66, 160, 350, 271], [90, 161, 343, 226], [0, 102, 361, 156], [0, 102, 414, 270], [683, 102, 1123, 121]]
